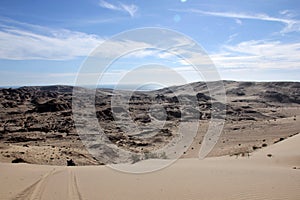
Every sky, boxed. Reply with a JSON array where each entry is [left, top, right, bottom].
[[0, 0, 300, 86]]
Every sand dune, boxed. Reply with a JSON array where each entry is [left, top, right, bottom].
[[1, 133, 299, 200]]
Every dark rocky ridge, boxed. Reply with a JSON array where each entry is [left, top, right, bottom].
[[0, 81, 299, 165]]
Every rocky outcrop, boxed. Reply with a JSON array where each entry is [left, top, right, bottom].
[[0, 81, 299, 165]]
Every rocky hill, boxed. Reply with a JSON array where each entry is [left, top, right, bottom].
[[0, 81, 299, 165]]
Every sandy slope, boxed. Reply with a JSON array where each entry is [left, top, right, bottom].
[[1, 133, 299, 200]]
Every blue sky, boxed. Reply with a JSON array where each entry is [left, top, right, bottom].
[[0, 0, 300, 86]]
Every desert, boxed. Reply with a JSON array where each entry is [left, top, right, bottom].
[[0, 81, 299, 199], [1, 1, 300, 199]]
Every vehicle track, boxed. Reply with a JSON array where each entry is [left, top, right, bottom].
[[11, 168, 60, 200], [11, 167, 83, 200], [68, 169, 83, 200]]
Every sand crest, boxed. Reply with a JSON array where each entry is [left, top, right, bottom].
[[1, 133, 299, 200]]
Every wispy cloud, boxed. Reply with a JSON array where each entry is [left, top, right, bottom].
[[99, 0, 120, 10], [235, 18, 242, 25], [225, 33, 239, 44], [170, 9, 300, 33], [279, 9, 297, 18], [210, 40, 300, 70], [99, 0, 138, 17], [0, 18, 103, 60], [149, 35, 300, 71]]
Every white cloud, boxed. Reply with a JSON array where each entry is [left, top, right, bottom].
[[157, 51, 174, 59], [170, 9, 300, 33], [120, 49, 156, 58], [279, 10, 290, 15], [99, 0, 120, 10], [0, 19, 103, 60], [0, 19, 198, 62], [122, 50, 177, 60], [225, 33, 238, 44], [235, 18, 242, 25], [279, 10, 297, 18], [99, 0, 138, 17], [119, 3, 138, 18], [210, 40, 300, 70]]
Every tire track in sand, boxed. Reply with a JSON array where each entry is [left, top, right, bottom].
[[11, 168, 62, 200], [68, 169, 83, 200]]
